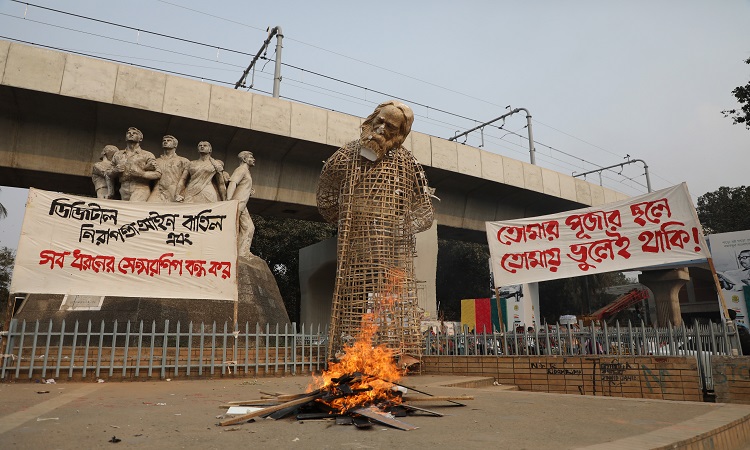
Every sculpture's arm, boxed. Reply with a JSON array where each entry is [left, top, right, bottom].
[[409, 158, 435, 233], [316, 147, 348, 223], [174, 168, 189, 202]]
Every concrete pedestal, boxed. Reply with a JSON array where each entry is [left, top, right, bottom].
[[638, 267, 690, 327]]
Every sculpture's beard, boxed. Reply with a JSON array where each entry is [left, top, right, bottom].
[[360, 124, 399, 161]]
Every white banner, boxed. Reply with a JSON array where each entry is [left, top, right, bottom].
[[486, 183, 710, 287], [706, 230, 750, 327], [11, 188, 239, 301]]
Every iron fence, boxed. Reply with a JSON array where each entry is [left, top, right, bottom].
[[1, 319, 329, 382], [2, 318, 743, 393], [424, 319, 742, 391]]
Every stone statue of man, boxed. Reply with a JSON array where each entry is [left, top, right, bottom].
[[316, 100, 434, 357], [147, 135, 190, 203], [227, 151, 257, 258], [109, 127, 161, 201], [92, 145, 118, 199]]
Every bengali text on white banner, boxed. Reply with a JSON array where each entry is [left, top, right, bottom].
[[486, 183, 710, 287], [10, 188, 239, 301]]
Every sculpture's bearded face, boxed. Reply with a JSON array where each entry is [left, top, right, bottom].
[[360, 105, 406, 161]]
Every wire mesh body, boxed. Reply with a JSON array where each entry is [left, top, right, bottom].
[[317, 140, 434, 358]]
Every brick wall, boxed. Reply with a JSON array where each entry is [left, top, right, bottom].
[[422, 355, 703, 402], [712, 356, 750, 404]]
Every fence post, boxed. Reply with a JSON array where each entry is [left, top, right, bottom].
[[42, 319, 53, 379], [109, 320, 118, 378], [67, 320, 79, 380], [122, 321, 131, 378], [174, 321, 181, 378], [28, 320, 40, 380], [161, 320, 169, 379], [95, 320, 105, 379], [147, 321, 156, 378]]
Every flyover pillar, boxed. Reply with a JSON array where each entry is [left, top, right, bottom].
[[638, 267, 690, 327]]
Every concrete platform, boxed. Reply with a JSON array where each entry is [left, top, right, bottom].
[[1, 375, 749, 449]]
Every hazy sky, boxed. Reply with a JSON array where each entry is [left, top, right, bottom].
[[0, 0, 748, 249]]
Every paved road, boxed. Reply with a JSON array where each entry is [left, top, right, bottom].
[[1, 375, 748, 449]]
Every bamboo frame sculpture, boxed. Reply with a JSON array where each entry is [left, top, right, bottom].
[[317, 101, 434, 359]]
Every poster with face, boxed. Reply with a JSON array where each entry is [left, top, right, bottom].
[[706, 231, 750, 327]]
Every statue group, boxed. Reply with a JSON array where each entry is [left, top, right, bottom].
[[91, 127, 256, 258]]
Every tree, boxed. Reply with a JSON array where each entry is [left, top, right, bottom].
[[436, 239, 491, 321], [538, 272, 629, 324], [434, 238, 633, 324], [721, 57, 750, 129], [0, 247, 15, 315], [251, 215, 335, 324], [696, 186, 750, 234]]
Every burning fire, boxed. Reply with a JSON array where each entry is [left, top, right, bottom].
[[309, 313, 404, 413]]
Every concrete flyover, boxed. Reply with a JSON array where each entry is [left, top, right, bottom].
[[0, 40, 628, 241]]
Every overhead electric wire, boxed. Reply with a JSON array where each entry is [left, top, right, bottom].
[[0, 35, 236, 87], [153, 0, 509, 111], [9, 0, 255, 57], [0, 11, 247, 70], [6, 1, 652, 194]]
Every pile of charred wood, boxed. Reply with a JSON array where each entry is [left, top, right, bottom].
[[218, 373, 472, 431]]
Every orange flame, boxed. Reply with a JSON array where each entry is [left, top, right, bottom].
[[309, 312, 403, 412]]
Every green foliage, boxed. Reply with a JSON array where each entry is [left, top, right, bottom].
[[0, 247, 14, 313], [721, 57, 750, 129], [434, 238, 632, 324], [538, 272, 630, 324], [436, 239, 491, 321], [696, 186, 750, 234], [251, 215, 335, 324]]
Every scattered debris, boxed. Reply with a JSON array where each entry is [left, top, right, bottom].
[[108, 436, 121, 443], [36, 391, 50, 394], [226, 406, 264, 415], [44, 379, 56, 384], [97, 379, 105, 383], [36, 417, 59, 421]]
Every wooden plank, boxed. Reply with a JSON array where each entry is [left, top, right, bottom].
[[402, 395, 473, 403], [225, 400, 283, 406], [351, 406, 418, 431], [401, 404, 444, 417], [218, 391, 321, 426]]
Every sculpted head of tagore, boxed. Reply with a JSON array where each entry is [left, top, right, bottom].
[[360, 100, 415, 161]]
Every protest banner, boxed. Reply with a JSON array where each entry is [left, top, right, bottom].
[[10, 188, 239, 301], [486, 183, 710, 287]]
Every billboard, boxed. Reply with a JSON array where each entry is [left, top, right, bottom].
[[706, 230, 750, 327], [10, 188, 239, 301], [486, 183, 710, 287]]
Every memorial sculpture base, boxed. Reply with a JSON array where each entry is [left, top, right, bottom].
[[13, 255, 291, 332]]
